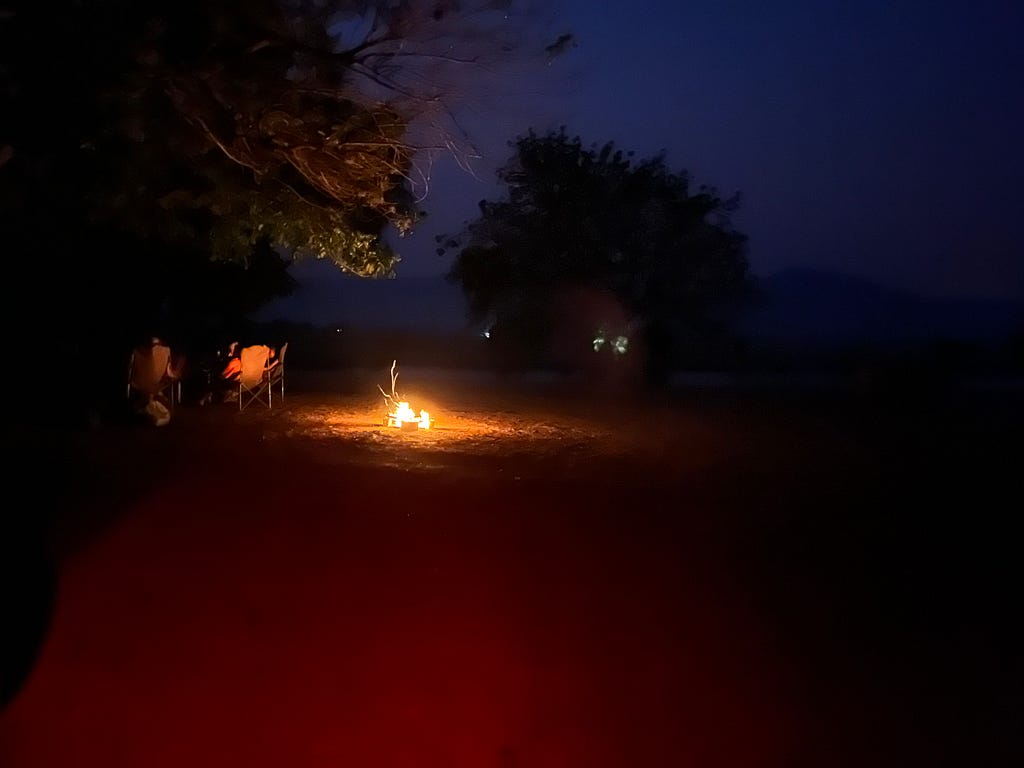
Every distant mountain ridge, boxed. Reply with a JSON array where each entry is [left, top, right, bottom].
[[739, 268, 1024, 348]]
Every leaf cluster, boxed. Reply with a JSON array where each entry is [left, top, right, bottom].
[[2, 0, 539, 277]]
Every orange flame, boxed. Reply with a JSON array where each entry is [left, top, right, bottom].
[[379, 361, 432, 430], [389, 401, 431, 430]]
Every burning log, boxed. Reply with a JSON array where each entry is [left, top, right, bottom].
[[378, 360, 431, 430]]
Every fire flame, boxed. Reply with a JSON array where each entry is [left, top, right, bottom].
[[389, 401, 431, 430], [379, 360, 432, 430]]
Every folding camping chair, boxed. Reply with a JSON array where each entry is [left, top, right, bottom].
[[127, 341, 180, 406], [268, 342, 288, 400], [238, 344, 273, 411]]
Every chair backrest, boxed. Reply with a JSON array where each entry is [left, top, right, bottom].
[[130, 343, 172, 395], [238, 345, 271, 389], [268, 342, 288, 376]]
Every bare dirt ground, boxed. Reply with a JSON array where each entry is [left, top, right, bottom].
[[2, 369, 1021, 767]]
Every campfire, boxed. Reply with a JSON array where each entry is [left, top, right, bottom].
[[378, 360, 431, 430]]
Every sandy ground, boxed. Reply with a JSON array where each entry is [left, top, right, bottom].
[[1, 369, 1021, 767]]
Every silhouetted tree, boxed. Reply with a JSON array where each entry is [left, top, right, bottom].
[[1, 0, 547, 274], [0, 0, 551, 418], [442, 128, 752, 382]]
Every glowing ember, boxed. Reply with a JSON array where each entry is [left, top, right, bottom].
[[378, 360, 432, 430]]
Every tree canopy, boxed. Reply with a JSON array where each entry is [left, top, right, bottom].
[[0, 0, 553, 418], [1, 0, 543, 276], [443, 128, 752, 378]]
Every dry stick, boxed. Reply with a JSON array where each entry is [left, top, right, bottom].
[[377, 359, 403, 412]]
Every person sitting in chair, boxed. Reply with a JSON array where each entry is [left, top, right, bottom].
[[128, 335, 178, 423], [217, 341, 242, 401], [221, 341, 242, 382], [195, 340, 243, 405], [266, 345, 280, 372]]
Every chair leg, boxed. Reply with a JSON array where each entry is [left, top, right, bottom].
[[239, 379, 273, 412]]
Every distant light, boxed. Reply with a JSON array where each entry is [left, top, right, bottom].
[[593, 334, 606, 352], [613, 336, 629, 355], [481, 330, 491, 339], [335, 328, 343, 334]]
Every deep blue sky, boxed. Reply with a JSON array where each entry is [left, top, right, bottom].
[[264, 0, 1024, 327]]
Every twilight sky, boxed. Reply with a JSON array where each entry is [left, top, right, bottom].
[[265, 0, 1024, 327]]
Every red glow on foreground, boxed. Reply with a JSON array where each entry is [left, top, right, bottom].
[[0, 468, 798, 767]]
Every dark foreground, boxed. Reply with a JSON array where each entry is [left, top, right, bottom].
[[2, 371, 1021, 767]]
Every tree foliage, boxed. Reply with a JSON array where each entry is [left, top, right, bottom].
[[0, 0, 552, 417], [443, 128, 752, 375], [1, 0, 543, 276]]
